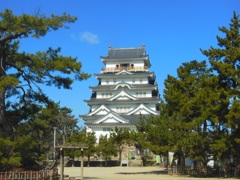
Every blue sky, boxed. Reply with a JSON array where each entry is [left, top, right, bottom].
[[1, 0, 239, 127]]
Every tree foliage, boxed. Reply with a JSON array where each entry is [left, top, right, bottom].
[[0, 9, 90, 135], [65, 130, 96, 167], [0, 9, 90, 170], [97, 135, 117, 166], [110, 127, 132, 165], [18, 103, 79, 168], [136, 11, 240, 176], [0, 137, 21, 171], [82, 131, 97, 167], [201, 11, 240, 173]]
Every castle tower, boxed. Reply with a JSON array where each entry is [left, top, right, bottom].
[[80, 45, 160, 141]]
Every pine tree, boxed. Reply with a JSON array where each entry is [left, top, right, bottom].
[[97, 135, 117, 166], [201, 11, 240, 175], [83, 131, 97, 167], [110, 127, 131, 166], [0, 9, 90, 170], [0, 9, 90, 136], [164, 60, 214, 172]]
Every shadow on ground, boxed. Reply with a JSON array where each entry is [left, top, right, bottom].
[[83, 177, 100, 180], [116, 169, 168, 175]]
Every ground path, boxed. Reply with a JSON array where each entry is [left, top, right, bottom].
[[61, 166, 236, 180]]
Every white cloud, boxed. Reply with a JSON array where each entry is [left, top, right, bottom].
[[79, 31, 100, 44]]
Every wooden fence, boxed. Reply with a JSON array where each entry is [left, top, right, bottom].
[[0, 169, 58, 180]]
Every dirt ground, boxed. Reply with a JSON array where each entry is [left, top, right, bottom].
[[60, 166, 237, 180]]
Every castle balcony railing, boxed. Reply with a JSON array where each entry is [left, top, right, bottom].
[[101, 66, 148, 73]]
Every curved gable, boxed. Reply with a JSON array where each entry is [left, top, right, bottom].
[[111, 83, 134, 90], [108, 90, 138, 101], [127, 104, 159, 115], [88, 105, 111, 116], [93, 112, 129, 124]]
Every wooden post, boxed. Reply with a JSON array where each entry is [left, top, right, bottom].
[[55, 145, 88, 180], [53, 127, 57, 160], [81, 149, 83, 180], [60, 148, 64, 180]]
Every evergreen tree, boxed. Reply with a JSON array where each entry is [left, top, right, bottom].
[[82, 131, 97, 167], [135, 11, 240, 177], [110, 127, 131, 166], [17, 103, 78, 168], [0, 137, 21, 171], [136, 115, 174, 157], [0, 9, 90, 136], [0, 9, 90, 170], [65, 130, 96, 167], [97, 135, 117, 166], [164, 60, 214, 171], [65, 128, 85, 167], [201, 11, 240, 175], [135, 114, 177, 167]]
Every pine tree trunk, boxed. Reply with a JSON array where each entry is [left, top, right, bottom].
[[166, 152, 169, 173], [0, 49, 10, 135], [72, 156, 75, 167], [105, 158, 108, 167], [0, 91, 9, 133], [181, 153, 186, 174], [118, 147, 122, 166], [88, 156, 90, 167]]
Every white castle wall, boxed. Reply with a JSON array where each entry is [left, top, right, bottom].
[[101, 77, 148, 85]]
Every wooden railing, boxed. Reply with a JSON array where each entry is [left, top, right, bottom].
[[0, 169, 58, 180], [101, 66, 148, 72]]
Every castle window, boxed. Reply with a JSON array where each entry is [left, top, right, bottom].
[[102, 93, 112, 98], [103, 128, 112, 131], [136, 92, 146, 97], [122, 64, 128, 68], [116, 107, 130, 113]]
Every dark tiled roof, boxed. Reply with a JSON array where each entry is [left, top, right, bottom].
[[79, 115, 97, 121], [90, 84, 158, 91], [101, 47, 147, 59], [83, 114, 155, 126], [84, 97, 161, 105], [83, 115, 139, 125]]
